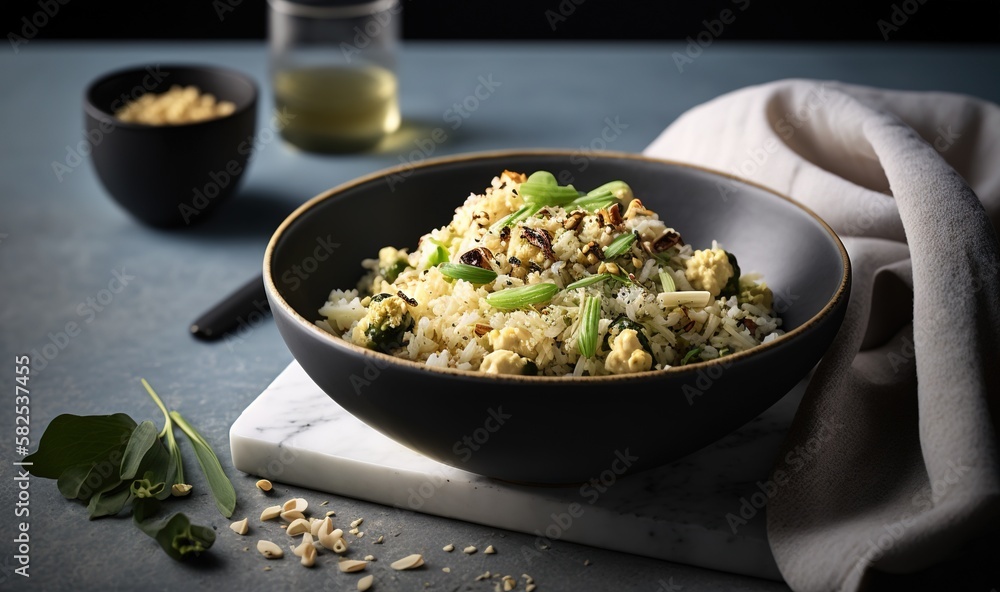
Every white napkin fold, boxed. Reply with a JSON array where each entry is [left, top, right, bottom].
[[644, 79, 1000, 591]]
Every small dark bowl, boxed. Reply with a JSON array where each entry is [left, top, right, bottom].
[[264, 150, 851, 484], [84, 64, 257, 228]]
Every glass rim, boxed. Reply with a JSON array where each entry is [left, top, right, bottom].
[[267, 0, 398, 19]]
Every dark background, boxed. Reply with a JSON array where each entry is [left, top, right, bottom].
[[4, 0, 999, 43]]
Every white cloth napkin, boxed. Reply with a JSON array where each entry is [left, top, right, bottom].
[[644, 80, 1000, 591]]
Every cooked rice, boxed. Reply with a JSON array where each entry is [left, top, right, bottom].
[[318, 171, 782, 376]]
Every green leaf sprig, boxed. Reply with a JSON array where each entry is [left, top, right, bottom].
[[24, 379, 237, 561]]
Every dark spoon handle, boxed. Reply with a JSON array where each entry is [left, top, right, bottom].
[[190, 274, 269, 340]]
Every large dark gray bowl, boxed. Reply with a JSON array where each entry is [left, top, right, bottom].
[[264, 150, 850, 484]]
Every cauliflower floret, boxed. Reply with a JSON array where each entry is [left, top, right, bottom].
[[684, 248, 734, 297], [351, 294, 412, 352], [739, 279, 774, 310], [604, 329, 653, 375], [488, 327, 535, 358], [480, 350, 528, 375]]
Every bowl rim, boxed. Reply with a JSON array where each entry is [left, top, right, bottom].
[[83, 63, 258, 131], [263, 148, 851, 383]]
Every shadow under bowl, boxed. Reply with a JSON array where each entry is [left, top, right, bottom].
[[264, 150, 851, 484], [84, 64, 258, 228]]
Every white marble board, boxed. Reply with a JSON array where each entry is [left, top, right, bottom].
[[231, 361, 806, 581]]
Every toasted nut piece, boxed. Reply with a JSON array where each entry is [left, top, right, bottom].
[[280, 510, 305, 522], [623, 198, 652, 219], [230, 517, 250, 535], [563, 211, 585, 230], [338, 559, 368, 573], [606, 203, 623, 225], [255, 479, 273, 492], [260, 505, 282, 521], [316, 517, 334, 537], [442, 544, 454, 552], [171, 483, 193, 497], [391, 553, 425, 570], [358, 575, 374, 592], [292, 532, 315, 557], [652, 229, 682, 252], [526, 584, 536, 592], [605, 262, 620, 275], [282, 497, 308, 513], [484, 545, 496, 554], [300, 543, 317, 567], [502, 170, 527, 184], [257, 540, 284, 559], [350, 518, 364, 528], [333, 537, 349, 554], [597, 262, 606, 274], [582, 241, 604, 260], [349, 528, 359, 535], [460, 247, 494, 270], [318, 527, 343, 551], [463, 545, 477, 554], [503, 575, 517, 591], [475, 571, 491, 581], [310, 519, 322, 537], [474, 323, 493, 336], [364, 554, 375, 561], [631, 256, 643, 269], [357, 532, 365, 538], [286, 518, 310, 536], [326, 510, 336, 517]]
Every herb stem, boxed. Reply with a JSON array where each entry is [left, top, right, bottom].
[[141, 379, 184, 485]]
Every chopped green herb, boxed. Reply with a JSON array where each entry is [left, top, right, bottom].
[[485, 282, 560, 310], [658, 268, 676, 293], [169, 412, 236, 519], [438, 262, 498, 284], [526, 170, 557, 185], [681, 348, 703, 365], [518, 182, 580, 206], [577, 295, 602, 358], [603, 232, 637, 259]]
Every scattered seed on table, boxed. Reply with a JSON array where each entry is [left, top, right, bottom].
[[230, 517, 249, 535], [338, 559, 368, 573], [442, 567, 451, 573], [390, 554, 424, 570], [350, 518, 364, 528], [357, 575, 374, 592], [442, 544, 454, 552], [374, 535, 384, 544], [260, 505, 282, 521], [463, 545, 477, 554], [484, 545, 496, 554], [257, 540, 283, 559], [364, 554, 375, 561], [256, 479, 273, 492]]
